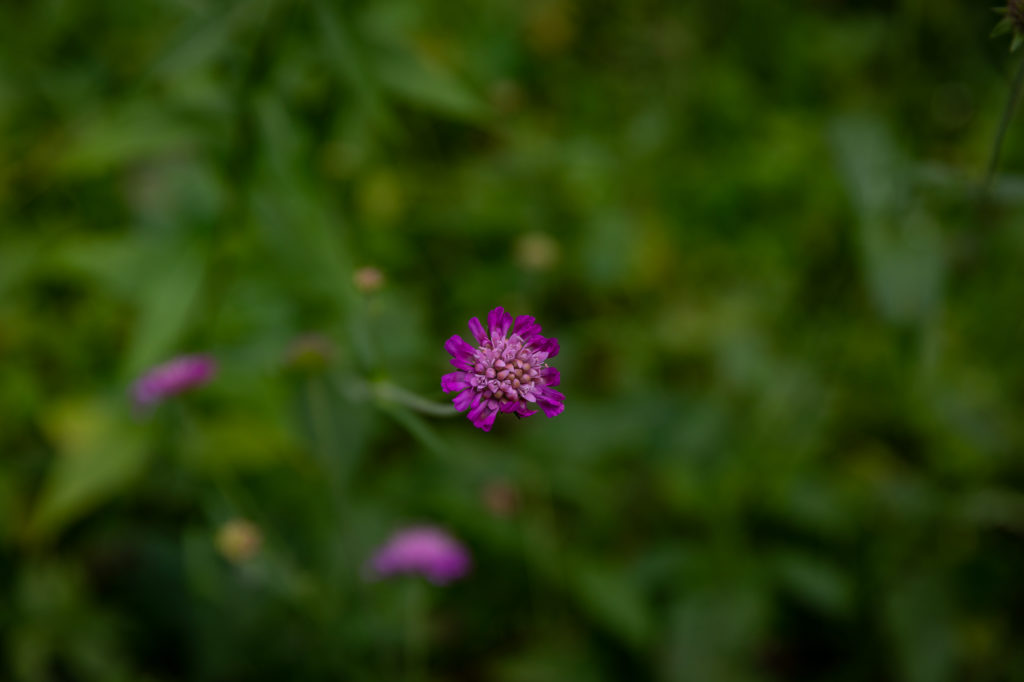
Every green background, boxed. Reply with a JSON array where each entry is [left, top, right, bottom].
[[3, 0, 1024, 680]]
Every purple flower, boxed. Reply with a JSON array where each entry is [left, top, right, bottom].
[[132, 354, 217, 406], [368, 525, 472, 585], [442, 307, 564, 432]]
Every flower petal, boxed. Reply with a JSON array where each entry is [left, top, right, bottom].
[[515, 403, 539, 418], [450, 356, 473, 371], [476, 407, 499, 432], [487, 307, 513, 341], [468, 317, 488, 345], [467, 397, 488, 423], [452, 388, 476, 412], [472, 402, 499, 431], [539, 337, 560, 358], [536, 387, 565, 418], [513, 315, 542, 339], [540, 367, 560, 387], [441, 372, 469, 393], [444, 334, 476, 360]]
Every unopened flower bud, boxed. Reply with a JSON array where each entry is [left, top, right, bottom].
[[482, 479, 520, 518], [515, 232, 560, 271], [285, 333, 334, 372], [353, 266, 385, 293], [216, 519, 263, 563]]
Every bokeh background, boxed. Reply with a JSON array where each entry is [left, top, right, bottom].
[[4, 0, 1024, 680]]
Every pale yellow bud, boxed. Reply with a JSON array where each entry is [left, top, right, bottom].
[[216, 519, 263, 563]]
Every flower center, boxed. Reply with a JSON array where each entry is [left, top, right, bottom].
[[470, 335, 545, 403]]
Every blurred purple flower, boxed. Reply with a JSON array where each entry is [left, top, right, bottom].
[[441, 306, 564, 432], [132, 354, 216, 406], [368, 525, 472, 585]]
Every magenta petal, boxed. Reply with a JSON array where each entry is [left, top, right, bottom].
[[487, 307, 504, 335], [538, 400, 564, 418], [476, 407, 499, 432], [444, 335, 476, 360], [540, 387, 565, 402], [515, 403, 539, 417], [520, 331, 544, 345], [540, 367, 560, 387], [468, 317, 488, 345], [513, 315, 542, 338], [467, 398, 488, 423], [487, 307, 513, 341], [539, 337, 560, 358], [441, 372, 468, 393], [449, 356, 473, 371], [453, 388, 475, 411], [536, 387, 565, 417]]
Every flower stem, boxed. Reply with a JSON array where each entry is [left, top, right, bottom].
[[404, 579, 428, 682], [984, 52, 1024, 192], [306, 377, 346, 496], [303, 375, 352, 647], [371, 380, 458, 417]]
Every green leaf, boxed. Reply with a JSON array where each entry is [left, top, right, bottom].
[[572, 563, 652, 650], [122, 241, 206, 378], [492, 641, 608, 682], [313, 0, 398, 134], [991, 17, 1013, 38], [886, 572, 957, 682], [28, 399, 149, 542], [830, 116, 945, 326], [183, 411, 297, 475], [55, 106, 195, 178], [772, 549, 853, 617], [663, 585, 769, 682], [377, 52, 488, 121]]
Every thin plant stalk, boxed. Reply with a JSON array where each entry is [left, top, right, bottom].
[[303, 374, 353, 665], [373, 380, 459, 417], [305, 376, 346, 497], [404, 579, 428, 682], [984, 52, 1024, 192]]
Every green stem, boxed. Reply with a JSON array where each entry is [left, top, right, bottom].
[[372, 381, 459, 417], [306, 377, 346, 495], [528, 462, 569, 630], [984, 52, 1024, 192], [404, 579, 428, 682], [303, 376, 351, 641], [380, 404, 454, 464]]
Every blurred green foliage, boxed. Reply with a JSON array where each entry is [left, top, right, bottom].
[[3, 0, 1024, 680]]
